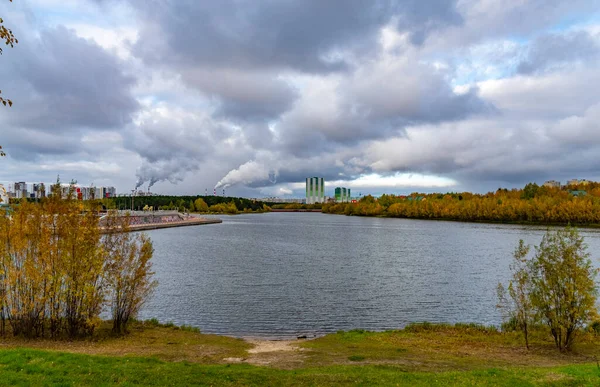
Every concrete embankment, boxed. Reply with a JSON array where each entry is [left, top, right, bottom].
[[99, 211, 222, 233], [127, 217, 222, 231]]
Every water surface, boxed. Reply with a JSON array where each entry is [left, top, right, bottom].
[[139, 213, 600, 338]]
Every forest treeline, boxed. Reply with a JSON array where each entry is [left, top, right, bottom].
[[0, 185, 156, 338], [108, 195, 270, 213], [323, 182, 600, 225]]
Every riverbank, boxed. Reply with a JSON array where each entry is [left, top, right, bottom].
[[270, 209, 322, 212], [127, 217, 222, 231], [99, 211, 222, 233], [324, 210, 600, 228], [1, 321, 599, 385]]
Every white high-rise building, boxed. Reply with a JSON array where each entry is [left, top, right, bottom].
[[306, 177, 324, 204]]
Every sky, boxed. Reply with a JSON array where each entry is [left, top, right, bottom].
[[0, 0, 599, 198]]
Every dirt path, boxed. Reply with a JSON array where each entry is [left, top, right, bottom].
[[224, 338, 307, 368]]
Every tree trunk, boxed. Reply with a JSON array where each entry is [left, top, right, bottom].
[[0, 306, 5, 337]]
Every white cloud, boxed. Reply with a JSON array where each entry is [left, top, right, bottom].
[[66, 23, 138, 59], [330, 173, 457, 189]]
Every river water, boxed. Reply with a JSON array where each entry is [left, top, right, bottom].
[[138, 212, 600, 338]]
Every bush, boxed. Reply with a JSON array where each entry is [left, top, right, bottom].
[[499, 227, 599, 352], [501, 316, 519, 332], [589, 321, 600, 336], [0, 183, 157, 339]]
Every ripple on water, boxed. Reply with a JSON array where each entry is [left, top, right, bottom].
[[138, 213, 600, 338]]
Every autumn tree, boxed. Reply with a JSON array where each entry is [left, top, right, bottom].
[[104, 214, 156, 334], [0, 181, 157, 338], [497, 240, 534, 349], [194, 198, 209, 213], [529, 227, 598, 351]]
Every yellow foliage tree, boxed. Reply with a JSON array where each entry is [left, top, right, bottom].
[[194, 198, 209, 213], [0, 181, 157, 338]]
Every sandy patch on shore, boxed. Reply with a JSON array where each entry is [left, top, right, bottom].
[[223, 338, 307, 368], [246, 339, 297, 354]]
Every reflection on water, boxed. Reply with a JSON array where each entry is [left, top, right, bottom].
[[138, 213, 600, 338]]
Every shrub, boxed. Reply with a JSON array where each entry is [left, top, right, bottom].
[[0, 182, 157, 339], [588, 321, 600, 336], [499, 227, 599, 352]]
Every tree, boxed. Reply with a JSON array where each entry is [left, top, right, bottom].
[[521, 183, 540, 200], [0, 182, 157, 338], [529, 227, 598, 351], [194, 198, 208, 213], [499, 228, 598, 352], [497, 240, 534, 349], [104, 215, 157, 334]]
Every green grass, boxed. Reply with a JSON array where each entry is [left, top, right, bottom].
[[0, 348, 599, 386], [2, 322, 600, 385], [300, 324, 600, 372]]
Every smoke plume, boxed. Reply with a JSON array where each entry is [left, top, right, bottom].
[[135, 160, 198, 191], [215, 160, 274, 189]]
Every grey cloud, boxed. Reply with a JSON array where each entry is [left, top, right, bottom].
[[4, 26, 138, 131], [276, 58, 494, 157], [181, 68, 298, 122], [123, 106, 257, 189], [2, 129, 82, 160], [517, 31, 600, 74], [121, 0, 463, 124], [361, 100, 600, 188], [424, 0, 600, 51], [0, 22, 139, 162], [346, 64, 494, 123], [480, 67, 600, 120], [129, 0, 462, 73]]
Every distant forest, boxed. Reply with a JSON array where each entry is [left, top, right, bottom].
[[323, 182, 600, 225], [110, 195, 271, 213]]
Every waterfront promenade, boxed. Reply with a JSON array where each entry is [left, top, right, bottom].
[[100, 211, 222, 232]]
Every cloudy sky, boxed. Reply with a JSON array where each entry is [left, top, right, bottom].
[[1, 0, 599, 197]]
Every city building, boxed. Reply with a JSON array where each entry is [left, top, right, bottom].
[[572, 179, 591, 186], [567, 179, 591, 186], [334, 187, 352, 203], [32, 183, 46, 199], [13, 182, 27, 199], [306, 177, 324, 204], [60, 185, 116, 200], [543, 180, 561, 188], [4, 181, 117, 200]]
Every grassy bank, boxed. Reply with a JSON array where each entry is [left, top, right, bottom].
[[1, 322, 600, 385], [1, 349, 600, 386]]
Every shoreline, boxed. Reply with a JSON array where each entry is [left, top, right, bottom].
[[1, 320, 599, 384], [126, 217, 222, 231], [322, 211, 600, 229]]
